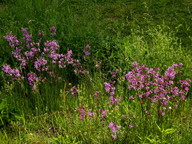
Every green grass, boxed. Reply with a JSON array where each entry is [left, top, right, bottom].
[[0, 0, 192, 143]]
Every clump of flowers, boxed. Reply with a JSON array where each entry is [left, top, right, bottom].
[[4, 32, 19, 47], [2, 27, 88, 89], [110, 69, 121, 78], [2, 65, 21, 78], [104, 81, 122, 105], [104, 82, 116, 96], [50, 26, 56, 36], [77, 106, 97, 120], [125, 62, 191, 117], [83, 45, 91, 56], [109, 96, 122, 105], [87, 109, 97, 119], [108, 122, 121, 139], [70, 86, 78, 95], [77, 105, 86, 120], [99, 109, 107, 119]]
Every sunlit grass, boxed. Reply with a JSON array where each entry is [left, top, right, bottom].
[[0, 0, 192, 143]]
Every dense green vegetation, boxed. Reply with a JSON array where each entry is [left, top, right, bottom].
[[0, 0, 192, 143]]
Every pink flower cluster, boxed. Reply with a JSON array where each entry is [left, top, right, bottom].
[[78, 106, 86, 120], [70, 86, 78, 95], [22, 28, 32, 43], [109, 96, 122, 105], [34, 57, 48, 71], [83, 45, 91, 56], [110, 69, 121, 78], [2, 65, 21, 77], [125, 62, 191, 116], [27, 73, 38, 87], [99, 109, 107, 119], [108, 122, 121, 139], [2, 27, 89, 89], [77, 106, 97, 120], [50, 26, 56, 36], [4, 32, 19, 47], [104, 82, 122, 105], [88, 109, 97, 119], [104, 82, 116, 95]]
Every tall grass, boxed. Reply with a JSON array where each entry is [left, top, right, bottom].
[[0, 0, 192, 143]]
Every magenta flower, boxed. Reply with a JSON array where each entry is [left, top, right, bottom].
[[38, 30, 44, 36], [129, 123, 134, 128], [108, 122, 115, 129], [49, 26, 56, 36], [122, 114, 127, 118], [2, 27, 90, 90], [83, 50, 90, 56], [108, 122, 121, 139], [109, 96, 121, 104], [104, 82, 111, 92], [21, 28, 32, 43], [125, 62, 191, 117], [34, 57, 48, 71], [101, 110, 107, 118], [70, 86, 78, 95], [111, 72, 116, 78], [104, 82, 116, 96], [161, 112, 165, 116], [27, 72, 40, 88], [88, 109, 97, 119], [78, 106, 86, 120], [44, 40, 59, 51], [4, 32, 19, 47], [129, 96, 134, 100], [24, 51, 34, 58], [112, 135, 117, 139], [2, 64, 21, 77], [50, 26, 56, 32], [83, 45, 91, 56], [65, 50, 73, 60]]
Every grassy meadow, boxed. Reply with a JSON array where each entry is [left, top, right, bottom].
[[0, 0, 192, 143]]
